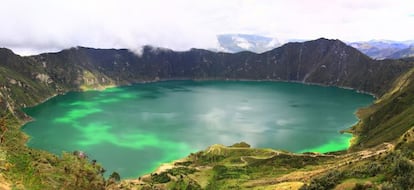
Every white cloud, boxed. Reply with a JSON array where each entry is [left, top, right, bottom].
[[0, 0, 413, 55]]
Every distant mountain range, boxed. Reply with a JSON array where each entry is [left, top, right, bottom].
[[386, 46, 414, 59], [216, 34, 414, 60], [348, 40, 414, 60], [216, 34, 281, 53]]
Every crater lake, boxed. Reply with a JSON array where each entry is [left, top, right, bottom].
[[22, 81, 374, 178]]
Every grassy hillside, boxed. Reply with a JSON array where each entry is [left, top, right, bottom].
[[113, 139, 413, 189], [0, 117, 110, 189], [352, 66, 414, 149]]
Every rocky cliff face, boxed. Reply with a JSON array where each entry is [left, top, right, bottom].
[[0, 48, 59, 119], [0, 38, 413, 120]]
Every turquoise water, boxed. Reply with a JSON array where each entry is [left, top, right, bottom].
[[22, 81, 373, 178]]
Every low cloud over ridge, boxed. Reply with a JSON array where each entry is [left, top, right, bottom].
[[1, 0, 413, 55]]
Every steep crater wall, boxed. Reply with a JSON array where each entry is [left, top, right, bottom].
[[0, 38, 413, 148]]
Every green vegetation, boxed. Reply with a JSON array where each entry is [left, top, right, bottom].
[[300, 148, 414, 190], [352, 67, 414, 149], [0, 116, 109, 189], [300, 170, 344, 190], [114, 135, 413, 189]]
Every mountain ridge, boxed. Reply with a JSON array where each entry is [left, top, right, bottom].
[[387, 46, 414, 59]]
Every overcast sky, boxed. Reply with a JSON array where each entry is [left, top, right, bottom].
[[1, 0, 413, 55]]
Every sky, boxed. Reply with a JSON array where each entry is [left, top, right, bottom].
[[1, 0, 413, 55]]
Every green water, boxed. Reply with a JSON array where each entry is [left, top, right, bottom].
[[22, 81, 373, 178]]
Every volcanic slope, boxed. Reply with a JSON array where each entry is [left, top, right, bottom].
[[0, 38, 413, 189]]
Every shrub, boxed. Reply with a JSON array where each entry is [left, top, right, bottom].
[[300, 170, 343, 190], [230, 142, 251, 148], [151, 172, 171, 184], [167, 167, 196, 176]]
